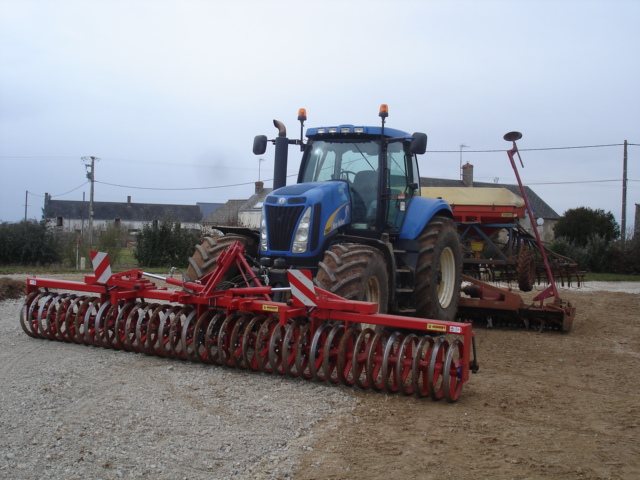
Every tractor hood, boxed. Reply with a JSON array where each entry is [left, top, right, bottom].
[[263, 181, 351, 257]]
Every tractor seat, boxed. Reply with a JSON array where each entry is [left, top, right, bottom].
[[351, 170, 378, 224]]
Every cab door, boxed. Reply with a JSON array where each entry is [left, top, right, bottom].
[[385, 142, 419, 233]]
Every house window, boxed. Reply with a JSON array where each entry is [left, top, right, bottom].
[[56, 216, 63, 227], [114, 218, 121, 228], [152, 219, 159, 228]]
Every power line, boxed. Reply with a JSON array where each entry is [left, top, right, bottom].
[[12, 142, 639, 198], [51, 181, 89, 197], [0, 156, 79, 160], [1, 142, 637, 162], [526, 179, 635, 186], [94, 173, 299, 192], [96, 179, 270, 191], [90, 175, 640, 194], [427, 143, 628, 153], [26, 181, 89, 198]]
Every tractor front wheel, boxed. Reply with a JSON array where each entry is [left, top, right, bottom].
[[315, 244, 389, 313]]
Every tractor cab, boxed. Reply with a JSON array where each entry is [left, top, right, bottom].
[[299, 119, 426, 237]]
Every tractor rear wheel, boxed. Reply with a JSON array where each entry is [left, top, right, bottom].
[[415, 216, 462, 322], [315, 244, 389, 313], [186, 234, 256, 281]]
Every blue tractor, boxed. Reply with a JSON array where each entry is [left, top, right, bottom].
[[187, 105, 462, 322]]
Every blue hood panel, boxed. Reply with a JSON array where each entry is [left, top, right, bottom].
[[265, 181, 351, 257]]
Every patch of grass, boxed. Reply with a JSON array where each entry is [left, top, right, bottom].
[[584, 272, 640, 282], [0, 248, 188, 276], [0, 265, 83, 275]]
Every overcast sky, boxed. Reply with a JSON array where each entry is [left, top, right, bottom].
[[1, 0, 639, 232]]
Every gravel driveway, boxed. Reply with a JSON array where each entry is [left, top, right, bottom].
[[2, 276, 639, 480], [0, 297, 355, 479]]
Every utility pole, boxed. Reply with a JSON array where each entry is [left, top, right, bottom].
[[82, 156, 99, 245], [24, 191, 28, 221], [81, 191, 85, 237], [622, 140, 628, 243]]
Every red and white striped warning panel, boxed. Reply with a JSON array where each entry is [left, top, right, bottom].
[[90, 251, 112, 284], [287, 269, 317, 307]]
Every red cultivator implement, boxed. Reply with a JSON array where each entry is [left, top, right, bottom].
[[21, 242, 478, 402], [458, 132, 576, 332]]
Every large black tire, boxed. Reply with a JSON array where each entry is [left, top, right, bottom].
[[516, 247, 536, 292], [415, 217, 462, 322], [315, 244, 389, 313], [186, 234, 256, 281]]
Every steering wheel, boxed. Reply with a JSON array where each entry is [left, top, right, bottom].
[[339, 170, 357, 182]]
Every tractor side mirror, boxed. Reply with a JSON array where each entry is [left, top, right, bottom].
[[410, 132, 427, 155], [253, 135, 268, 155]]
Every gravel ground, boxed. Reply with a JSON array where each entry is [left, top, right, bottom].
[[0, 297, 356, 480], [572, 281, 640, 294], [2, 277, 639, 479]]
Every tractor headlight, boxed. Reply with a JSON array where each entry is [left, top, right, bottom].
[[260, 210, 268, 252], [292, 206, 312, 253]]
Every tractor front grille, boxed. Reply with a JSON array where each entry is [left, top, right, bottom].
[[265, 205, 305, 251]]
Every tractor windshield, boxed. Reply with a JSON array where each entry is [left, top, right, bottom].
[[299, 140, 380, 227], [299, 140, 380, 184]]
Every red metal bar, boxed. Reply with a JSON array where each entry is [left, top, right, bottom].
[[506, 141, 560, 304]]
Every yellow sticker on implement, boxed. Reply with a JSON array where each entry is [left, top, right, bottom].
[[427, 324, 447, 332], [262, 305, 279, 312]]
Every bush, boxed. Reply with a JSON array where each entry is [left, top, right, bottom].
[[610, 237, 640, 275], [0, 220, 62, 266], [96, 223, 128, 265], [57, 224, 129, 268], [549, 234, 613, 273], [134, 220, 200, 268], [58, 231, 91, 269]]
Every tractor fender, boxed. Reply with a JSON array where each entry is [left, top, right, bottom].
[[398, 196, 453, 240]]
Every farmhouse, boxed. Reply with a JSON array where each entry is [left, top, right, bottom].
[[42, 193, 220, 239]]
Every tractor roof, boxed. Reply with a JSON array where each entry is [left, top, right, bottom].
[[305, 125, 412, 139]]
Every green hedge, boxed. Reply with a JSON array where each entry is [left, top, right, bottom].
[[550, 234, 639, 275], [134, 220, 199, 268], [0, 220, 62, 266]]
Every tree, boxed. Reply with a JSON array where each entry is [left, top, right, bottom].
[[134, 219, 200, 268], [553, 207, 620, 247], [96, 223, 128, 265]]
